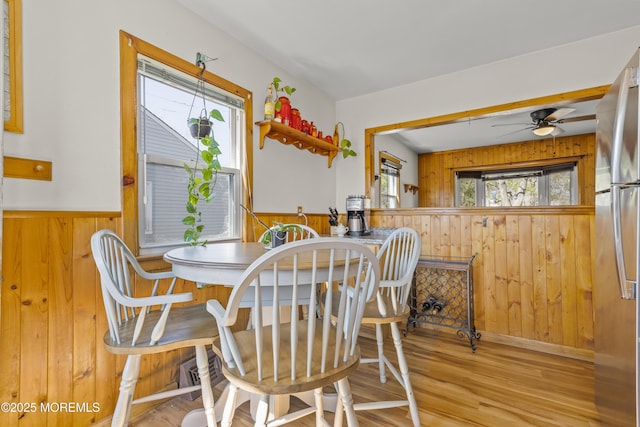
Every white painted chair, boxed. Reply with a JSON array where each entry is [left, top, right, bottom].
[[91, 230, 218, 427], [258, 224, 319, 248], [207, 238, 380, 427], [329, 227, 422, 426], [258, 224, 319, 322]]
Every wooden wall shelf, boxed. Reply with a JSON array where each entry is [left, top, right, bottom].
[[256, 120, 340, 167], [404, 183, 419, 194], [4, 156, 52, 180]]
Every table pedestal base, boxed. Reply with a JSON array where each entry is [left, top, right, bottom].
[[181, 384, 338, 427]]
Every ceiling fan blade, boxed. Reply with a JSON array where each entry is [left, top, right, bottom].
[[545, 107, 575, 121], [556, 114, 596, 124], [497, 126, 534, 138], [551, 126, 565, 136], [491, 122, 532, 128]]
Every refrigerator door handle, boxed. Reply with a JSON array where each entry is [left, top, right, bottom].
[[611, 66, 635, 184], [612, 184, 637, 299]]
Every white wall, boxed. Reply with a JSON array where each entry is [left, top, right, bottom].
[[334, 26, 640, 206], [5, 3, 640, 215], [2, 0, 336, 214]]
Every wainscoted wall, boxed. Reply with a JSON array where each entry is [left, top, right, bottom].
[[1, 207, 594, 426], [369, 207, 594, 359], [256, 209, 595, 357], [0, 212, 241, 427]]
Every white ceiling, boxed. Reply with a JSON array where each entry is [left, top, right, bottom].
[[175, 0, 639, 151], [392, 99, 600, 153]]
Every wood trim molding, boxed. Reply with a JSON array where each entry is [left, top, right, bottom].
[[477, 330, 594, 362], [364, 85, 609, 200], [3, 210, 120, 218], [4, 0, 23, 133], [370, 205, 594, 216]]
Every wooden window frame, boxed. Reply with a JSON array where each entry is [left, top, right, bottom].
[[4, 0, 22, 133], [379, 151, 402, 208], [119, 31, 254, 256], [453, 157, 581, 207]]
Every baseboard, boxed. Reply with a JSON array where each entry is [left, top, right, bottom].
[[477, 330, 594, 361], [407, 323, 593, 361]]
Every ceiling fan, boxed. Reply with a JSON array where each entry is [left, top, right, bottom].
[[493, 107, 596, 137]]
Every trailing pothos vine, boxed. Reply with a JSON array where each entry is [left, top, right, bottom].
[[183, 108, 224, 246]]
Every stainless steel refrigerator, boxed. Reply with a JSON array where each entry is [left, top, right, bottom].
[[595, 47, 640, 426]]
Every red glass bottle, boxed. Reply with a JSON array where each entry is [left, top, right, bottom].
[[291, 108, 302, 130], [278, 96, 292, 126]]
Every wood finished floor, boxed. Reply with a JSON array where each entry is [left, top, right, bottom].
[[128, 328, 600, 426]]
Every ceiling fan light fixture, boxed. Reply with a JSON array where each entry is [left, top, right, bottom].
[[533, 124, 556, 136]]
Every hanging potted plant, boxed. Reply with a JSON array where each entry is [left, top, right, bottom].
[[188, 111, 213, 139], [183, 108, 224, 246], [183, 59, 224, 246]]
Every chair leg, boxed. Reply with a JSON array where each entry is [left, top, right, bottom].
[[254, 395, 269, 427], [332, 382, 344, 427], [221, 383, 239, 427], [390, 322, 420, 427], [375, 324, 387, 383], [336, 378, 358, 427], [195, 345, 216, 427], [111, 354, 141, 427], [314, 387, 325, 425]]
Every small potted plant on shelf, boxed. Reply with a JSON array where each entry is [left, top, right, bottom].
[[183, 108, 225, 246], [272, 77, 296, 109], [272, 77, 296, 125]]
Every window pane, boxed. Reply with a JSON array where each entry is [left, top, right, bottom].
[[141, 75, 235, 168], [380, 167, 399, 208], [456, 162, 577, 207], [484, 177, 538, 206], [549, 170, 572, 205], [143, 163, 236, 248], [137, 58, 242, 251], [458, 178, 476, 207]]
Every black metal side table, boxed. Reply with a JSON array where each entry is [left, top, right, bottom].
[[406, 254, 480, 351]]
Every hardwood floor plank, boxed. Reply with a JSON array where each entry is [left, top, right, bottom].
[[124, 328, 599, 426]]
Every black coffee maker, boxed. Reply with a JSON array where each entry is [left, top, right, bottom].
[[346, 195, 370, 236]]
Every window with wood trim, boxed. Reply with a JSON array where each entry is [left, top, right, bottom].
[[379, 151, 402, 208], [120, 32, 253, 255], [455, 161, 578, 207], [4, 0, 22, 133]]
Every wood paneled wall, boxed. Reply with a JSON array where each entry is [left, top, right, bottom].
[[419, 133, 595, 207], [256, 209, 594, 356], [0, 208, 594, 426], [0, 212, 237, 427], [246, 213, 332, 241], [370, 207, 594, 358]]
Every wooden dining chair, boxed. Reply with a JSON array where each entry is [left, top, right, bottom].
[[207, 238, 380, 427], [90, 229, 218, 427], [329, 227, 422, 426]]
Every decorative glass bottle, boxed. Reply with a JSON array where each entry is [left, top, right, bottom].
[[264, 83, 275, 120]]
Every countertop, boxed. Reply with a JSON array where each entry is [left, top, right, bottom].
[[323, 227, 396, 245]]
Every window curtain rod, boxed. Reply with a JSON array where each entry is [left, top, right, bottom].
[[380, 150, 407, 163]]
